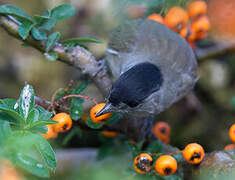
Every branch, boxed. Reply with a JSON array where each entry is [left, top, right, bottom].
[[0, 15, 112, 96], [195, 41, 235, 61]]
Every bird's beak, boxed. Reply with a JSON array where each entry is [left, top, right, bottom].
[[95, 103, 115, 117]]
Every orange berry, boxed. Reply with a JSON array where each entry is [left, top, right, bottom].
[[179, 27, 196, 40], [224, 144, 235, 151], [90, 103, 112, 123], [152, 122, 171, 144], [154, 155, 177, 176], [147, 14, 164, 24], [191, 16, 210, 40], [188, 1, 207, 19], [134, 153, 153, 174], [165, 7, 189, 32], [183, 143, 205, 164], [53, 113, 72, 133], [229, 124, 235, 143], [0, 159, 23, 180], [101, 131, 118, 138], [40, 125, 58, 139]]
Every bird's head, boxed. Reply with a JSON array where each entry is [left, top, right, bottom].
[[95, 62, 163, 117]]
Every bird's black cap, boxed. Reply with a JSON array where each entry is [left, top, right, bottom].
[[110, 62, 163, 108]]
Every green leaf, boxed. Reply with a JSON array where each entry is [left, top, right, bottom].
[[62, 37, 103, 45], [33, 14, 50, 25], [34, 134, 56, 171], [0, 104, 24, 124], [0, 112, 18, 125], [44, 52, 58, 61], [69, 81, 88, 120], [146, 140, 163, 153], [30, 120, 57, 129], [35, 105, 53, 121], [86, 118, 104, 129], [46, 32, 60, 52], [51, 4, 76, 21], [0, 5, 34, 22], [31, 27, 47, 40], [30, 125, 48, 134], [18, 20, 35, 40], [0, 121, 11, 146], [26, 108, 39, 125], [0, 99, 17, 110], [40, 16, 57, 31], [19, 84, 35, 120], [106, 112, 124, 125], [73, 81, 88, 94], [70, 98, 83, 120], [15, 152, 49, 178]]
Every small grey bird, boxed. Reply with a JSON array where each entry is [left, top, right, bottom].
[[96, 19, 198, 116]]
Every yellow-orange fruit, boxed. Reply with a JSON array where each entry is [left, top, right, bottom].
[[40, 125, 58, 139], [53, 113, 72, 133], [154, 155, 177, 176], [188, 1, 207, 19], [134, 153, 153, 174], [191, 16, 210, 40], [183, 143, 205, 164], [229, 124, 235, 143], [147, 13, 164, 24], [224, 144, 235, 151], [90, 103, 112, 123], [101, 131, 118, 138], [165, 7, 189, 32], [152, 122, 171, 144]]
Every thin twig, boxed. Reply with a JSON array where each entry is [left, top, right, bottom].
[[63, 94, 98, 105]]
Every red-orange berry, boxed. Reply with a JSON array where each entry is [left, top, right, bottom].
[[183, 143, 205, 164], [152, 122, 171, 144], [53, 113, 72, 133], [188, 1, 207, 19], [134, 153, 153, 174], [229, 124, 235, 143], [224, 144, 235, 151], [165, 7, 189, 32], [154, 155, 177, 176], [40, 125, 58, 139], [147, 14, 164, 24], [101, 131, 118, 138], [191, 16, 210, 40], [90, 103, 112, 123]]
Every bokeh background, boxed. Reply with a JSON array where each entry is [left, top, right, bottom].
[[0, 0, 234, 179]]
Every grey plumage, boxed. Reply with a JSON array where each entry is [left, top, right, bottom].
[[99, 19, 198, 116]]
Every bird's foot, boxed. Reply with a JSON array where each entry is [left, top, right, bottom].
[[92, 59, 107, 79]]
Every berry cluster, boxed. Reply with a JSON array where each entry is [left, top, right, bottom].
[[134, 143, 205, 176], [147, 1, 210, 49]]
